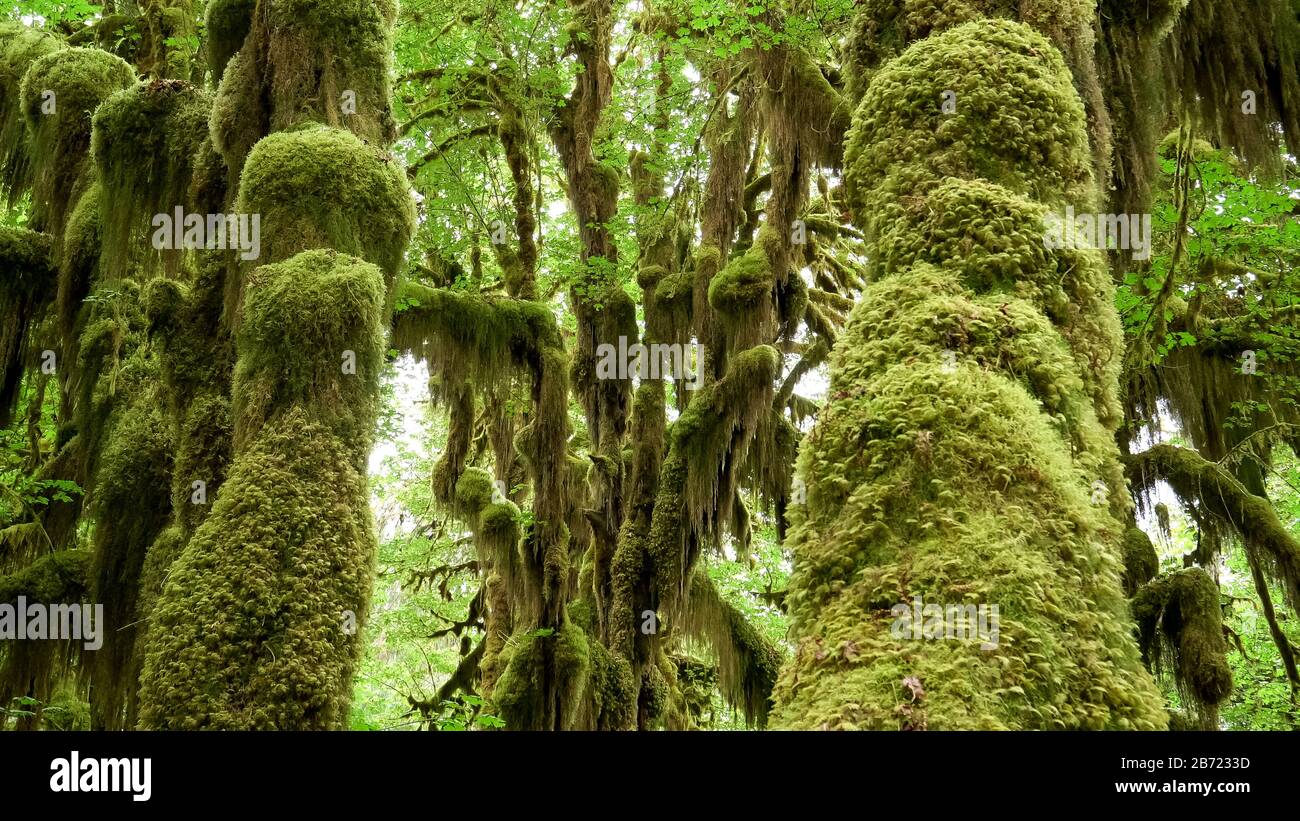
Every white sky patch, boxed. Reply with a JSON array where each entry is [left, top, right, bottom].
[[369, 355, 432, 540]]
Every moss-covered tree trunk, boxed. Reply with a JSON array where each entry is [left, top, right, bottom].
[[773, 6, 1169, 729], [134, 0, 414, 729]]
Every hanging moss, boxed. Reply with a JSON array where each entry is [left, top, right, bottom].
[[1164, 0, 1300, 174], [0, 226, 55, 429], [19, 47, 136, 233], [204, 0, 257, 83], [92, 79, 213, 277], [233, 125, 414, 307], [683, 570, 783, 727], [1126, 443, 1300, 613], [1132, 568, 1232, 725], [0, 522, 49, 575], [1097, 0, 1187, 216], [87, 394, 175, 730], [0, 549, 92, 720], [455, 466, 529, 630], [0, 21, 64, 202], [262, 0, 397, 137], [391, 283, 564, 385], [58, 181, 101, 339], [491, 620, 591, 730], [644, 346, 779, 623], [431, 381, 473, 505]]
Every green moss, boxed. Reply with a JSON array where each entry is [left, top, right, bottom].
[[170, 392, 232, 533], [1132, 568, 1232, 720], [491, 620, 591, 730], [136, 408, 376, 729], [210, 0, 397, 174], [208, 44, 266, 177], [0, 21, 64, 201], [651, 267, 693, 344], [0, 226, 55, 428], [19, 47, 136, 233], [233, 249, 387, 461], [204, 0, 256, 82], [234, 126, 415, 297], [0, 549, 90, 604], [708, 245, 770, 317], [1122, 526, 1159, 597], [127, 521, 188, 727], [844, 19, 1095, 223], [91, 80, 213, 277], [773, 335, 1166, 727], [87, 393, 175, 729], [58, 182, 102, 337], [586, 636, 636, 730], [137, 240, 387, 728], [454, 467, 496, 518], [843, 1, 1100, 100]]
